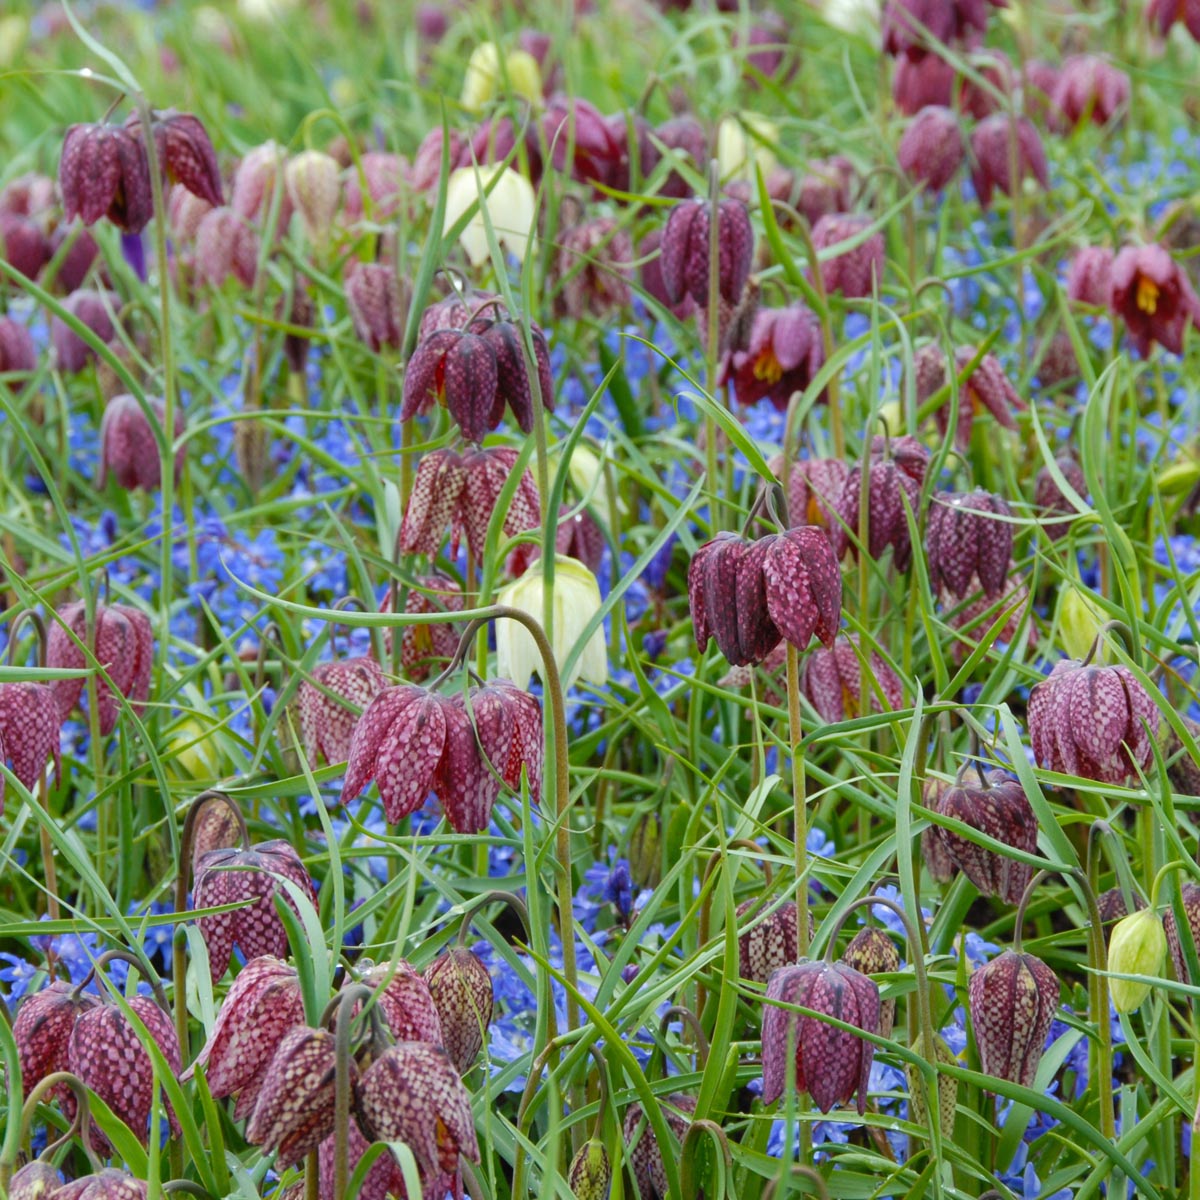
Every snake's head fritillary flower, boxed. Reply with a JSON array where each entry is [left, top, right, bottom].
[[542, 95, 622, 188], [67, 992, 182, 1144], [187, 955, 306, 1120], [568, 1137, 613, 1200], [930, 769, 1038, 904], [810, 213, 885, 299], [0, 316, 36, 384], [0, 211, 51, 280], [124, 109, 223, 208], [602, 111, 659, 194], [343, 151, 409, 224], [50, 288, 121, 374], [0, 681, 61, 807], [720, 302, 824, 412], [968, 948, 1058, 1089], [424, 946, 494, 1073], [168, 181, 213, 241], [230, 141, 293, 229], [345, 261, 410, 353], [59, 123, 153, 234], [194, 207, 259, 289], [193, 840, 317, 982], [841, 926, 901, 1038], [1108, 908, 1167, 1013], [8, 1162, 63, 1200], [914, 343, 1025, 449], [905, 1031, 959, 1135], [1052, 55, 1130, 127], [554, 216, 635, 320], [398, 448, 467, 558], [969, 115, 1049, 209], [355, 1042, 480, 1195], [834, 450, 924, 570], [14, 981, 99, 1106], [1110, 243, 1200, 356], [298, 656, 386, 767], [882, 0, 958, 59], [54, 1171, 149, 1200], [957, 49, 1014, 119], [465, 115, 544, 186], [736, 898, 802, 984], [284, 150, 341, 241], [318, 1121, 402, 1200], [772, 456, 849, 534], [1027, 657, 1159, 784], [761, 959, 881, 1114], [464, 314, 556, 434], [1098, 887, 1146, 925], [402, 329, 500, 444], [379, 573, 465, 681], [1164, 882, 1200, 985], [1034, 455, 1088, 541], [1067, 246, 1115, 307], [801, 635, 904, 724], [46, 599, 154, 736], [1147, 0, 1200, 38], [246, 1025, 340, 1168], [358, 961, 444, 1044], [659, 197, 754, 308], [97, 394, 186, 493], [892, 53, 955, 115], [925, 490, 1013, 600], [897, 106, 964, 193], [623, 1094, 696, 1200], [655, 115, 708, 200]]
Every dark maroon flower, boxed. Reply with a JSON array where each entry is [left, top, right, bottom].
[[466, 116, 544, 185], [1098, 887, 1145, 924], [603, 111, 659, 195], [187, 956, 306, 1120], [46, 599, 153, 736], [892, 54, 955, 115], [47, 224, 101, 293], [0, 172, 56, 219], [0, 212, 51, 280], [0, 316, 36, 384], [761, 959, 881, 1113], [659, 197, 754, 308], [0, 682, 61, 807], [402, 328, 499, 442], [193, 207, 259, 289], [355, 1042, 480, 1194], [358, 961, 444, 1044], [1034, 331, 1080, 387], [410, 127, 469, 193], [720, 303, 824, 411], [897, 106, 964, 192], [68, 992, 182, 1143], [1052, 55, 1129, 127], [1066, 246, 1114, 307], [51, 288, 120, 374], [97, 393, 186, 492], [623, 1094, 696, 1200], [246, 1025, 339, 1168], [913, 342, 1025, 449], [968, 949, 1059, 1089], [15, 981, 99, 1105], [925, 489, 1013, 599], [1028, 657, 1160, 785], [1035, 455, 1088, 541], [416, 288, 505, 341], [810, 213, 884, 299], [638, 228, 695, 319], [834, 446, 926, 569], [192, 840, 318, 981], [554, 217, 634, 319], [343, 152, 409, 223], [124, 109, 223, 207], [794, 156, 855, 226], [883, 0, 1002, 58], [801, 635, 904, 724], [655, 116, 708, 200], [58, 123, 153, 234], [1109, 243, 1200, 356], [298, 656, 386, 765], [188, 794, 245, 871], [736, 11, 794, 82], [55, 1171, 149, 1200], [1147, 0, 1200, 38], [541, 95, 621, 187], [841, 927, 900, 1037], [931, 769, 1038, 904], [969, 115, 1049, 209], [773, 456, 849, 534], [737, 897, 800, 984], [379, 573, 465, 681], [689, 526, 842, 667], [318, 1120, 403, 1200], [466, 316, 556, 434], [957, 49, 1014, 119], [424, 947, 495, 1072]]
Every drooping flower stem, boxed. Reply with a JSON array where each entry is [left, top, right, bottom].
[[12, 1071, 100, 1168], [762, 1165, 831, 1200]]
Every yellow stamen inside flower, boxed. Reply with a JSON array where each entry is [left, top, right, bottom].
[[1136, 275, 1159, 315], [753, 349, 784, 385]]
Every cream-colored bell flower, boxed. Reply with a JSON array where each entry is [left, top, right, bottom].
[[497, 557, 607, 692], [444, 165, 536, 267], [461, 42, 543, 114], [717, 112, 779, 185]]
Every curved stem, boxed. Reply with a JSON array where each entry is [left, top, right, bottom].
[[763, 1165, 831, 1200], [1011, 869, 1051, 954], [680, 1118, 732, 1200], [74, 948, 169, 1012], [16, 1071, 99, 1170], [658, 1004, 710, 1069], [456, 889, 533, 947]]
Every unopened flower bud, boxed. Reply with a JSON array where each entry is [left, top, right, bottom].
[[1108, 908, 1166, 1014]]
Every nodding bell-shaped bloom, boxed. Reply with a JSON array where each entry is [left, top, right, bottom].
[[736, 897, 802, 984], [968, 949, 1058, 1089], [1108, 908, 1167, 1013], [942, 566, 1036, 662], [47, 599, 154, 736], [194, 207, 259, 289], [893, 54, 955, 115], [929, 769, 1038, 904], [655, 115, 709, 200], [774, 456, 849, 533], [638, 228, 695, 319], [192, 840, 318, 981], [554, 216, 634, 320], [924, 490, 1013, 600], [59, 123, 153, 234], [841, 926, 901, 1038], [0, 316, 36, 383], [659, 197, 754, 308], [443, 165, 536, 267], [542, 95, 622, 187], [1035, 455, 1088, 541], [623, 1094, 696, 1200], [168, 183, 213, 241], [897, 106, 964, 192], [1147, 0, 1200, 39], [761, 959, 881, 1114], [358, 961, 444, 1044], [9, 1161, 66, 1200], [284, 150, 341, 241], [882, 0, 1002, 59], [833, 442, 928, 569], [957, 49, 1015, 119], [801, 635, 904, 724], [0, 681, 61, 810], [604, 111, 660, 194], [343, 152, 409, 224], [53, 1171, 149, 1200], [1028, 656, 1159, 784], [1110, 243, 1200, 357], [1051, 55, 1130, 127], [0, 211, 51, 280], [497, 556, 608, 692], [343, 680, 542, 829], [246, 1025, 339, 1168], [460, 41, 543, 114], [68, 991, 182, 1144], [1067, 246, 1114, 307], [913, 342, 1025, 449], [51, 289, 121, 374], [187, 956, 305, 1120], [689, 527, 842, 667], [1164, 883, 1200, 984], [424, 947, 495, 1073], [719, 303, 825, 411], [298, 655, 386, 766], [15, 981, 99, 1110], [97, 394, 186, 493], [379, 573, 465, 681], [345, 261, 410, 353], [123, 109, 223, 208], [969, 115, 1049, 209], [810, 213, 885, 299], [318, 1122, 402, 1200], [231, 141, 294, 230]]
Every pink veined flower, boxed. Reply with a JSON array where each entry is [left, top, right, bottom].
[[46, 599, 154, 736], [97, 394, 186, 492], [345, 260, 410, 353], [801, 635, 905, 723], [317, 1121, 405, 1200], [0, 211, 52, 280], [47, 223, 102, 293], [736, 897, 803, 984], [168, 182, 214, 241], [0, 316, 37, 383], [343, 151, 410, 224], [659, 197, 755, 308], [54, 1170, 150, 1200], [1109, 242, 1200, 356], [941, 564, 1036, 663], [1066, 246, 1115, 307], [465, 115, 544, 186], [913, 342, 1025, 449], [1034, 455, 1088, 541], [841, 927, 901, 1037], [882, 0, 1003, 59], [230, 142, 294, 230], [554, 216, 635, 320], [1146, 0, 1200, 41], [50, 288, 121, 374], [810, 213, 885, 299], [123, 109, 223, 208], [969, 115, 1049, 209], [14, 981, 100, 1122], [603, 110, 659, 194], [194, 207, 259, 289], [654, 115, 708, 200], [968, 949, 1059, 1090], [297, 655, 386, 766], [956, 49, 1014, 119], [638, 228, 696, 320], [58, 123, 153, 234], [378, 573, 466, 681], [833, 445, 927, 569], [897, 106, 965, 193], [0, 681, 61, 811], [892, 54, 955, 115], [1051, 55, 1130, 127], [924, 489, 1014, 600], [356, 960, 444, 1044]]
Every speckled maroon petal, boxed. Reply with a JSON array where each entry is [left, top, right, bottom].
[[424, 948, 494, 1073], [299, 656, 386, 765]]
